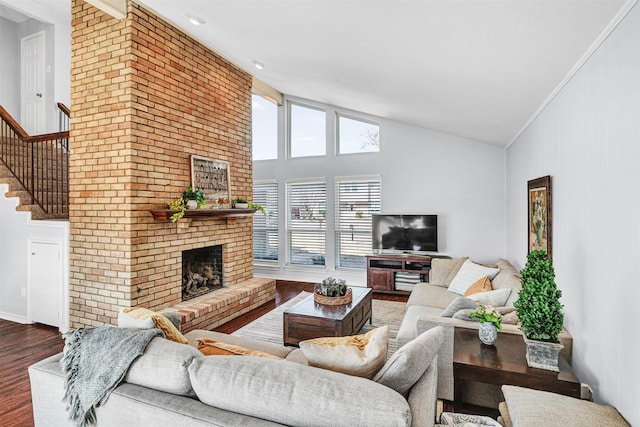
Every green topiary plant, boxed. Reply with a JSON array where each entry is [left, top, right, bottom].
[[514, 250, 564, 342]]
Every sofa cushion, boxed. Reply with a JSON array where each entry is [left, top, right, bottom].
[[447, 259, 500, 295], [197, 339, 282, 359], [189, 356, 411, 427], [299, 326, 389, 379], [119, 307, 189, 344], [407, 282, 459, 310], [429, 257, 468, 287], [396, 305, 444, 348], [464, 276, 493, 297], [374, 326, 444, 396], [492, 259, 522, 307], [467, 288, 512, 307], [441, 297, 479, 317], [125, 337, 201, 397], [501, 385, 629, 427]]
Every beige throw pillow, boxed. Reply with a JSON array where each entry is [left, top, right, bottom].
[[299, 325, 390, 379], [120, 307, 189, 344]]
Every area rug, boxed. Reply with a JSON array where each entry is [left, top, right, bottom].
[[232, 291, 406, 357]]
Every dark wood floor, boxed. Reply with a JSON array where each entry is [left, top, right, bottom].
[[0, 281, 407, 426]]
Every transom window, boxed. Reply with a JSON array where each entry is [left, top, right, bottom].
[[288, 103, 326, 158], [337, 114, 380, 155], [252, 94, 278, 161]]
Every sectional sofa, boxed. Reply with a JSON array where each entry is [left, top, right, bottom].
[[29, 326, 446, 427]]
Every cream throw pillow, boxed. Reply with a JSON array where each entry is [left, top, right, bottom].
[[120, 307, 189, 344], [447, 259, 500, 295], [299, 325, 390, 379]]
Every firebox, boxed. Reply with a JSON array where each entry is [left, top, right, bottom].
[[182, 245, 223, 301]]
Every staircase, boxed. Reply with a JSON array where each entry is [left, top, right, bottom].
[[0, 105, 69, 220]]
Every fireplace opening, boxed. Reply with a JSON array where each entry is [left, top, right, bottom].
[[182, 245, 223, 301]]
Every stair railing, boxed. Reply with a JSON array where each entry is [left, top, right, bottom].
[[0, 105, 70, 218]]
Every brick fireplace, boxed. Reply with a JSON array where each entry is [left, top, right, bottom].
[[68, 0, 274, 329]]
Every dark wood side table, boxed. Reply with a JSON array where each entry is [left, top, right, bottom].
[[283, 287, 373, 346], [453, 327, 580, 412]]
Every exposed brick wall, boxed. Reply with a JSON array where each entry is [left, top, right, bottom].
[[69, 0, 253, 328]]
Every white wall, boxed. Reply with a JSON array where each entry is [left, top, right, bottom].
[[0, 0, 71, 130], [0, 184, 70, 332], [0, 16, 20, 117], [254, 97, 506, 284], [505, 3, 640, 424]]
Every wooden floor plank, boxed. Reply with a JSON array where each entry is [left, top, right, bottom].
[[0, 281, 406, 426]]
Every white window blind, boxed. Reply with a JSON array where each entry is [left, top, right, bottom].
[[287, 181, 327, 266], [335, 178, 381, 268], [253, 182, 279, 261]]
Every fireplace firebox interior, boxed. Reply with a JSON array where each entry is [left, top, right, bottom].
[[182, 245, 223, 301]]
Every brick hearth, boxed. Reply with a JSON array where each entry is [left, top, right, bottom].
[[68, 0, 266, 328]]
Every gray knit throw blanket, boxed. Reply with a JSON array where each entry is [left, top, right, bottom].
[[61, 327, 163, 427]]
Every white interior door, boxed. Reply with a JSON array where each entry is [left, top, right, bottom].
[[21, 31, 46, 135], [29, 241, 61, 327]]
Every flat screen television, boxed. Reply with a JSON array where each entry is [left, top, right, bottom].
[[372, 214, 438, 254]]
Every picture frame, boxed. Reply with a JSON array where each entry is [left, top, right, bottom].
[[527, 175, 552, 258], [190, 154, 231, 205]]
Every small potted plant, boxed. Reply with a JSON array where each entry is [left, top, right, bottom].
[[182, 185, 205, 210], [314, 277, 352, 305], [514, 249, 564, 371], [232, 197, 249, 209], [248, 202, 266, 215], [469, 305, 502, 345]]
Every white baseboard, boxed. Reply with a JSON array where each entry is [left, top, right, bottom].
[[0, 311, 33, 324]]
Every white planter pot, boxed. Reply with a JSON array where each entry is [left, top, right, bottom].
[[523, 335, 564, 371], [478, 322, 498, 345], [186, 200, 198, 209], [234, 203, 249, 209]]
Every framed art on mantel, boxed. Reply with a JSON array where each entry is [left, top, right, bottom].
[[528, 175, 552, 258], [190, 155, 231, 204]]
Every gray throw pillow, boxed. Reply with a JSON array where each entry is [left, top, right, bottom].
[[441, 297, 479, 317], [373, 326, 444, 396]]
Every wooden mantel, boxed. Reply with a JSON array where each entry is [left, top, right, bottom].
[[150, 208, 256, 221]]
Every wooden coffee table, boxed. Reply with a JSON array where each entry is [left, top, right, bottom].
[[453, 327, 580, 411], [283, 287, 373, 346]]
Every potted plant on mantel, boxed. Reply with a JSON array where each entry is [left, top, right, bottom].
[[514, 249, 565, 371], [168, 185, 206, 222]]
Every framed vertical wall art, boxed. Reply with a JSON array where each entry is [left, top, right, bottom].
[[527, 175, 552, 258], [190, 155, 231, 204]]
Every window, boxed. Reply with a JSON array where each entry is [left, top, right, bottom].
[[335, 178, 381, 268], [289, 103, 326, 158], [286, 181, 326, 266], [337, 114, 379, 154], [253, 182, 279, 261], [252, 94, 278, 160]]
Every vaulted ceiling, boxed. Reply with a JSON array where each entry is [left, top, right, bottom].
[[3, 0, 630, 146]]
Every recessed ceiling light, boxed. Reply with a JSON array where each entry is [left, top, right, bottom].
[[252, 60, 265, 70], [186, 14, 205, 26]]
